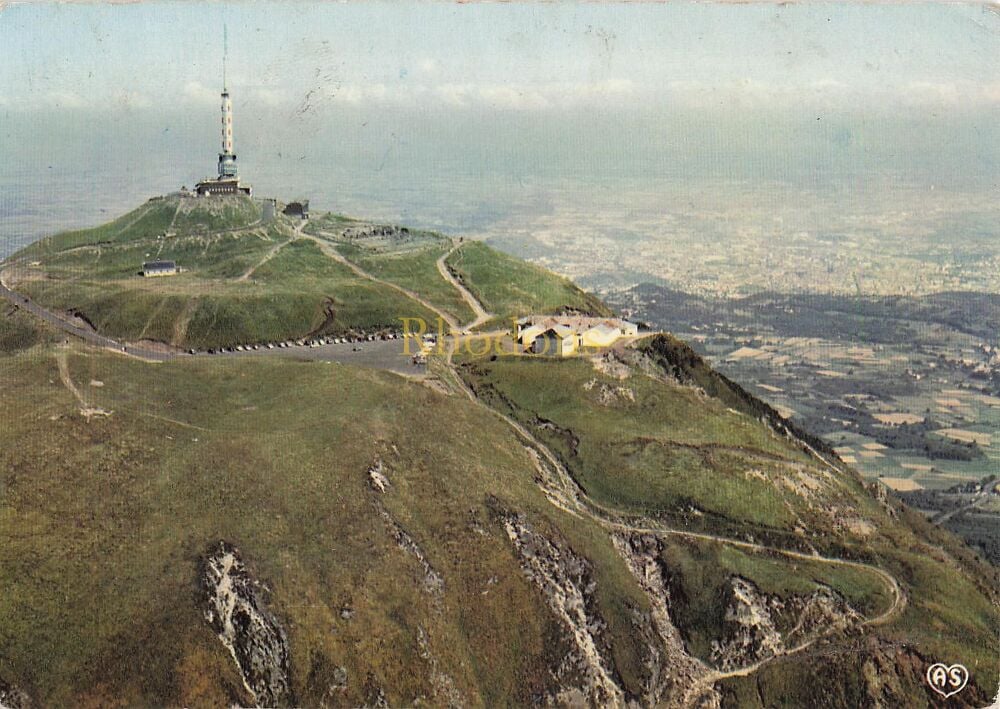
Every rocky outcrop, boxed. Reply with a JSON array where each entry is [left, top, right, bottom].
[[612, 533, 717, 707], [416, 625, 463, 708], [498, 510, 625, 707], [785, 585, 862, 643], [711, 576, 862, 671], [710, 577, 785, 670], [202, 541, 293, 707], [583, 378, 636, 406], [367, 457, 391, 493], [0, 678, 31, 709], [367, 457, 444, 598]]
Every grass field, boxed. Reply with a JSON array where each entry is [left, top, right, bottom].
[[445, 241, 611, 320], [18, 239, 441, 349], [0, 305, 58, 354], [334, 240, 477, 326], [456, 353, 853, 536], [0, 346, 675, 706], [7, 197, 454, 349]]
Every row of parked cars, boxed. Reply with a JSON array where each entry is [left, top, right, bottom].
[[189, 331, 402, 356]]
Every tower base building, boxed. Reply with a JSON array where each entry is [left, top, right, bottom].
[[194, 82, 252, 197], [195, 177, 252, 197]]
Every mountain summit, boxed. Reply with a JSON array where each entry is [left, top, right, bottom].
[[0, 199, 996, 707]]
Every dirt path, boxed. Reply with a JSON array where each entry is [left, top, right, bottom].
[[237, 239, 292, 281], [303, 232, 461, 332], [437, 242, 493, 330], [237, 221, 304, 282], [932, 495, 989, 525], [55, 351, 112, 420], [170, 298, 198, 347], [446, 349, 906, 707]]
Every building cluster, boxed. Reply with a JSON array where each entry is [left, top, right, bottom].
[[342, 224, 410, 241], [515, 315, 639, 356]]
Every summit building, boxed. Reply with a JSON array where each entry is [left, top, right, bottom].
[[196, 61, 252, 197]]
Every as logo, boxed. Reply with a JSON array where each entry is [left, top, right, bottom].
[[925, 663, 969, 699]]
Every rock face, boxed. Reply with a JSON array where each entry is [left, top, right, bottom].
[[711, 577, 785, 670], [583, 378, 636, 406], [498, 509, 625, 707], [0, 678, 31, 709], [611, 533, 716, 707], [711, 576, 862, 671], [367, 457, 444, 598], [202, 541, 293, 707]]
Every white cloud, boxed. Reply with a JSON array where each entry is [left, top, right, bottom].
[[182, 80, 217, 104], [335, 82, 390, 105], [332, 78, 637, 111], [659, 77, 1000, 111], [40, 90, 87, 109]]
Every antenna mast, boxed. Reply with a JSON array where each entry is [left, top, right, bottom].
[[223, 24, 228, 91]]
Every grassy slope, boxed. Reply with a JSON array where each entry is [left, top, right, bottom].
[[10, 197, 444, 349], [15, 199, 182, 258], [11, 199, 611, 348], [335, 240, 477, 326], [457, 354, 843, 540], [0, 347, 662, 707], [455, 339, 999, 702], [0, 305, 58, 354], [445, 241, 611, 322]]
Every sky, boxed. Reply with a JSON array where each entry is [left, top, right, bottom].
[[2, 2, 1000, 116], [1, 1, 999, 256]]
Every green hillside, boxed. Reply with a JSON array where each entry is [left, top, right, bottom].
[[0, 197, 997, 707], [0, 305, 58, 354], [455, 336, 1000, 705], [0, 348, 658, 707], [335, 240, 477, 326], [6, 195, 606, 349], [445, 241, 611, 324]]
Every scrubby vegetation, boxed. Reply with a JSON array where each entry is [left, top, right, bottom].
[[0, 305, 57, 354], [0, 349, 660, 706]]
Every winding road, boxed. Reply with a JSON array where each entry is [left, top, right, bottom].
[[436, 242, 493, 330], [302, 231, 464, 333], [444, 334, 907, 708]]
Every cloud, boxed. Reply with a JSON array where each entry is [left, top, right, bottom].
[[31, 90, 87, 109], [417, 57, 438, 76], [113, 89, 151, 110], [659, 77, 1000, 112], [182, 80, 217, 104], [899, 80, 1000, 107], [6, 72, 1000, 116], [328, 78, 636, 111]]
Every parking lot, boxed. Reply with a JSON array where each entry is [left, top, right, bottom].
[[216, 336, 427, 376]]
